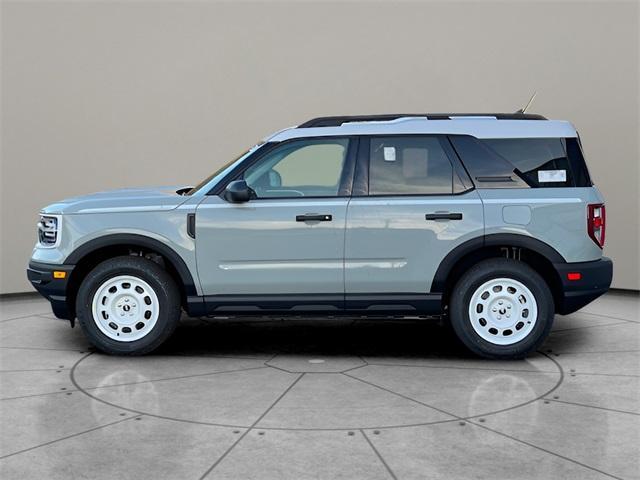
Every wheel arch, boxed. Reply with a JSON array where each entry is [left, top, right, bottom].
[[432, 234, 566, 311], [64, 234, 197, 316]]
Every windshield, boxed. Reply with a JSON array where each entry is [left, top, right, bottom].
[[187, 144, 263, 195]]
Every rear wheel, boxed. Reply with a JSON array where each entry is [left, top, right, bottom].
[[76, 256, 181, 355], [449, 258, 554, 359]]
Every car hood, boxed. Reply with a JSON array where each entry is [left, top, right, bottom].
[[41, 185, 193, 215]]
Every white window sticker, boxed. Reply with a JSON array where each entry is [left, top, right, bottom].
[[538, 170, 566, 183], [383, 147, 396, 162]]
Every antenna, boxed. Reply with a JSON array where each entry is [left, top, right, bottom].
[[516, 92, 537, 114]]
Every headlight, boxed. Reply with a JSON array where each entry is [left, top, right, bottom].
[[37, 215, 61, 247]]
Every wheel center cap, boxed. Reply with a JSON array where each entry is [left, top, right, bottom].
[[489, 297, 514, 321], [115, 295, 138, 319]]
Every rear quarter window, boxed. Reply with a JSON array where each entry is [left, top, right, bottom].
[[481, 137, 592, 188]]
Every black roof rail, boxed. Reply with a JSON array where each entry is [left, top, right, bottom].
[[298, 113, 547, 128]]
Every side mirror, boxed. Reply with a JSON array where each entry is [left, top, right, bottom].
[[224, 180, 252, 203]]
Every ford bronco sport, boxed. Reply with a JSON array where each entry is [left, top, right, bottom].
[[27, 113, 613, 358]]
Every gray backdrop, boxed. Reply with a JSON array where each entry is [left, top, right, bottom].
[[1, 0, 638, 293]]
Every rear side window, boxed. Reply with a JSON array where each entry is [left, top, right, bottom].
[[448, 136, 529, 188], [481, 137, 592, 188], [369, 136, 454, 195], [449, 136, 592, 188], [565, 137, 592, 187]]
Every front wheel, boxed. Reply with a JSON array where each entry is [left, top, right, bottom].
[[449, 258, 554, 359], [76, 256, 181, 355]]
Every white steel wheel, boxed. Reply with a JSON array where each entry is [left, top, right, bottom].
[[91, 275, 160, 342], [468, 277, 538, 346]]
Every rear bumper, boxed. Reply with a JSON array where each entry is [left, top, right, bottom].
[[553, 257, 613, 315], [26, 261, 75, 320]]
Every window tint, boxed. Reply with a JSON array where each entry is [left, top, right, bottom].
[[448, 136, 529, 188], [566, 137, 592, 187], [369, 136, 454, 195], [482, 138, 591, 188], [243, 138, 349, 198]]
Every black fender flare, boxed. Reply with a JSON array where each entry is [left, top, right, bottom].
[[64, 234, 197, 296], [430, 233, 566, 293]]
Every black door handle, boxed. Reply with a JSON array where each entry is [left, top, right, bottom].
[[296, 214, 332, 222], [425, 213, 463, 221]]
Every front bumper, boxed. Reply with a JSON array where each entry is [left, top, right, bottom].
[[27, 261, 75, 320], [553, 257, 613, 315]]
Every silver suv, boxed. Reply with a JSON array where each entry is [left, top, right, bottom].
[[27, 113, 613, 358]]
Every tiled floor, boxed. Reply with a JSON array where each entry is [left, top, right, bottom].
[[0, 292, 638, 479]]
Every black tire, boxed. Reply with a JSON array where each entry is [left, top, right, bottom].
[[449, 258, 554, 359], [76, 256, 181, 355]]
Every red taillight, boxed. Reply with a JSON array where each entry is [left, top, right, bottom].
[[567, 272, 582, 281], [587, 203, 606, 248]]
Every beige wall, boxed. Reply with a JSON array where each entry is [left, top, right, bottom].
[[1, 0, 638, 293]]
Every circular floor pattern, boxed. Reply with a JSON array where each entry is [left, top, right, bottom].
[[71, 348, 562, 431], [4, 294, 638, 480]]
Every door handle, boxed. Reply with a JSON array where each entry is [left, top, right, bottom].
[[425, 212, 463, 221], [296, 214, 332, 222]]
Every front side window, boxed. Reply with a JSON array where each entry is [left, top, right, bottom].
[[369, 136, 454, 195], [243, 138, 349, 198]]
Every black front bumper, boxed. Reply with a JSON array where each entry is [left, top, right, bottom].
[[553, 257, 613, 315], [27, 261, 75, 320]]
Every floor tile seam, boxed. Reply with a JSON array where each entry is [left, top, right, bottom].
[[550, 349, 640, 355], [549, 321, 630, 333], [0, 368, 71, 373], [0, 415, 142, 460], [360, 429, 398, 480], [468, 421, 625, 480], [362, 362, 559, 374], [80, 365, 270, 390], [197, 373, 305, 479], [0, 313, 51, 323], [579, 311, 639, 324], [0, 346, 85, 353], [342, 372, 461, 420], [554, 371, 640, 378], [542, 398, 640, 416], [0, 388, 78, 402]]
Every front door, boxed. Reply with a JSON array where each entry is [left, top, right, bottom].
[[195, 137, 356, 311]]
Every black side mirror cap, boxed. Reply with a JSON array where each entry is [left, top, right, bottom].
[[224, 180, 251, 203]]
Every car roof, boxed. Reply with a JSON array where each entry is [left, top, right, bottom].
[[267, 114, 577, 142]]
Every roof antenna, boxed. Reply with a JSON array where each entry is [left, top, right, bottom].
[[516, 91, 537, 114]]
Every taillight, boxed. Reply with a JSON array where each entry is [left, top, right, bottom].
[[587, 204, 606, 248]]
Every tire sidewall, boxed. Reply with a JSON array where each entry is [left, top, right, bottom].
[[76, 257, 180, 355], [450, 259, 554, 358]]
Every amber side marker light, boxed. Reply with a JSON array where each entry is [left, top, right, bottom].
[[567, 272, 582, 281], [53, 271, 67, 279]]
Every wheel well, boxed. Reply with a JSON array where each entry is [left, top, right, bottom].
[[66, 244, 188, 317], [442, 246, 563, 310]]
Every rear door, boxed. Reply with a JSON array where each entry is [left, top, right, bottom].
[[344, 135, 484, 311]]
